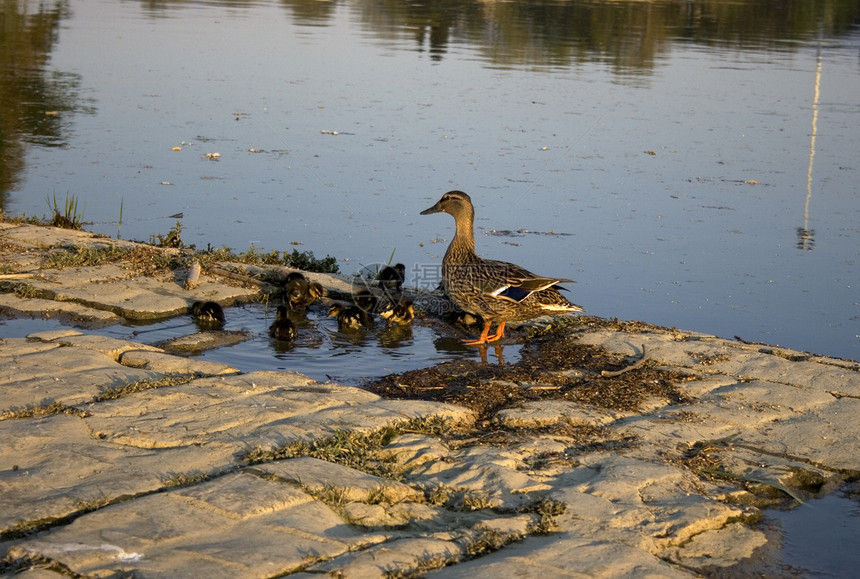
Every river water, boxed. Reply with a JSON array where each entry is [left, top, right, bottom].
[[2, 0, 860, 359]]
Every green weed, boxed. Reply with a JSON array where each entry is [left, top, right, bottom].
[[283, 248, 339, 273], [1, 401, 87, 421], [93, 375, 195, 402], [45, 193, 85, 230], [162, 472, 211, 488], [151, 221, 183, 248], [44, 244, 132, 269], [116, 198, 124, 239]]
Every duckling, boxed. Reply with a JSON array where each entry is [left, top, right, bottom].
[[377, 263, 406, 291], [448, 309, 482, 329], [379, 300, 414, 325], [353, 289, 378, 313], [285, 272, 326, 312], [269, 305, 297, 341], [329, 302, 372, 331], [190, 301, 224, 324]]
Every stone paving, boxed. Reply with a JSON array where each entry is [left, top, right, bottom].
[[1, 222, 859, 577]]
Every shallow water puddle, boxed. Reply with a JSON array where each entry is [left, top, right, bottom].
[[0, 304, 521, 384]]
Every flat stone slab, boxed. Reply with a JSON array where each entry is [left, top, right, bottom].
[[494, 400, 623, 428], [0, 336, 163, 414], [427, 534, 691, 579], [576, 330, 860, 472], [0, 222, 351, 323], [154, 330, 252, 354], [0, 413, 237, 531], [32, 268, 258, 321], [7, 473, 371, 578], [118, 349, 240, 375], [0, 293, 122, 327], [255, 457, 424, 503]]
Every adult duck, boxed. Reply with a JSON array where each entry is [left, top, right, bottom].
[[420, 190, 583, 345]]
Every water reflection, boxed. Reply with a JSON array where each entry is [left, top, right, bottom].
[[1, 0, 69, 203], [352, 0, 860, 72], [799, 47, 823, 252], [2, 0, 857, 211]]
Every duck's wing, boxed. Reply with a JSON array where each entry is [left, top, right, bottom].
[[477, 260, 573, 303]]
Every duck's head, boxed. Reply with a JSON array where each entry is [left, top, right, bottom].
[[420, 190, 473, 221]]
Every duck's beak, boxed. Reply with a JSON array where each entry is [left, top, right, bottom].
[[420, 201, 442, 215]]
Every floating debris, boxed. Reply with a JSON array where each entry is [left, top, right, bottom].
[[171, 147, 182, 151], [205, 152, 221, 160], [184, 260, 202, 290], [485, 229, 572, 237], [320, 130, 339, 136]]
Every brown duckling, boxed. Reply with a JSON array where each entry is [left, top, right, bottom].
[[329, 302, 373, 331], [353, 289, 378, 313], [190, 300, 224, 324], [269, 305, 297, 341], [285, 272, 326, 312], [379, 300, 414, 325], [377, 263, 406, 291]]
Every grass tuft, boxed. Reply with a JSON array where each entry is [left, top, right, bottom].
[[45, 193, 85, 230], [151, 221, 184, 248], [244, 416, 456, 479]]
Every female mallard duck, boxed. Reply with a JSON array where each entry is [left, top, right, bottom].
[[285, 272, 326, 312], [269, 305, 297, 341], [420, 190, 583, 345]]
